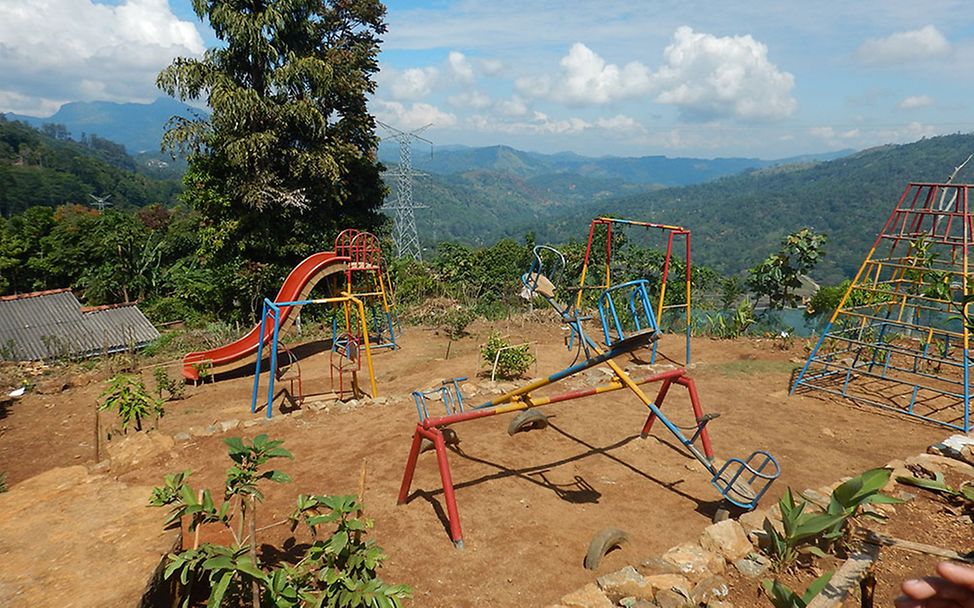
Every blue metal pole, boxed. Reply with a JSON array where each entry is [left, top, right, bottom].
[[251, 299, 270, 414], [791, 321, 832, 395], [266, 306, 281, 418]]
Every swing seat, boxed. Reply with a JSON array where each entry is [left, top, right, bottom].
[[710, 450, 780, 509]]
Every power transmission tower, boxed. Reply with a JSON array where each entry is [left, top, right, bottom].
[[89, 194, 112, 211], [379, 122, 431, 260]]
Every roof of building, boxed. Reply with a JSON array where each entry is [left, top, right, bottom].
[[0, 290, 159, 361]]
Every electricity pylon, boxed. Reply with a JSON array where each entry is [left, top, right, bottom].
[[379, 122, 431, 260]]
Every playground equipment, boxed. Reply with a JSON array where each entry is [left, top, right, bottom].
[[251, 293, 378, 418], [575, 217, 692, 364], [332, 229, 399, 351], [182, 229, 398, 386], [398, 245, 780, 548], [793, 181, 974, 431]]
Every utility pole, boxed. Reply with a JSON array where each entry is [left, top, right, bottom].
[[379, 122, 431, 260]]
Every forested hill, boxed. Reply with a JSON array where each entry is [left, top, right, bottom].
[[0, 117, 181, 217], [532, 134, 974, 284]]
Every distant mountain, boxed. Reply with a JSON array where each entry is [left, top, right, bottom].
[[0, 117, 181, 216], [529, 134, 974, 284], [6, 98, 203, 154], [378, 143, 853, 187]]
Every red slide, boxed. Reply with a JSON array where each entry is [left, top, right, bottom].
[[181, 252, 348, 381]]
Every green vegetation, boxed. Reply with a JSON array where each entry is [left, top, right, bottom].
[[157, 0, 388, 317], [481, 332, 535, 380], [0, 472, 7, 494], [762, 468, 897, 570], [150, 435, 409, 607], [0, 116, 181, 217], [98, 374, 165, 434], [762, 572, 834, 608], [153, 367, 186, 401], [748, 229, 827, 310]]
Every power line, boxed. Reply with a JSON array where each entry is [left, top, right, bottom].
[[378, 121, 432, 261]]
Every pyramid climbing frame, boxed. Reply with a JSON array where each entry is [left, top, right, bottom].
[[792, 181, 974, 431]]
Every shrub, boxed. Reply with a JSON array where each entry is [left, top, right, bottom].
[[153, 366, 186, 401], [481, 332, 534, 379], [150, 435, 410, 607], [98, 374, 165, 434]]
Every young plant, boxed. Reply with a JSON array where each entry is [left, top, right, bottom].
[[150, 435, 409, 607], [153, 366, 186, 401], [98, 373, 165, 434], [0, 472, 7, 493], [897, 471, 974, 514], [763, 571, 834, 608], [481, 332, 534, 379], [764, 468, 899, 569]]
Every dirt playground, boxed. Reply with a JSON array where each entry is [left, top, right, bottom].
[[0, 319, 955, 606]]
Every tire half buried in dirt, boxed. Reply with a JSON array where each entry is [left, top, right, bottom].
[[507, 409, 550, 436], [583, 527, 629, 570]]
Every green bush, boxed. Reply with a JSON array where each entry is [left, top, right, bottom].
[[98, 374, 165, 435], [153, 366, 186, 401], [481, 332, 534, 379]]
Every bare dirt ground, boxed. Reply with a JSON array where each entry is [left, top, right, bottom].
[[0, 319, 956, 607]]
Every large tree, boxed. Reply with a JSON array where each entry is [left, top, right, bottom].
[[157, 0, 388, 314]]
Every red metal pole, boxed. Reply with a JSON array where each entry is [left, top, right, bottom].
[[428, 427, 464, 547], [397, 425, 425, 504], [640, 378, 672, 437], [676, 376, 714, 460]]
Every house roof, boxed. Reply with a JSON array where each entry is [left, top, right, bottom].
[[0, 290, 159, 361]]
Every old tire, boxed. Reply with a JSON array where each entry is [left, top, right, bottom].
[[583, 527, 629, 570], [420, 428, 460, 453], [507, 409, 549, 436]]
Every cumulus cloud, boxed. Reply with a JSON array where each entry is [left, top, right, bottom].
[[595, 114, 645, 134], [447, 51, 475, 83], [496, 95, 529, 117], [373, 101, 458, 130], [448, 91, 492, 109], [898, 95, 935, 109], [479, 58, 505, 76], [652, 27, 796, 121], [0, 0, 203, 114], [385, 67, 440, 101], [857, 26, 951, 65], [517, 43, 652, 105]]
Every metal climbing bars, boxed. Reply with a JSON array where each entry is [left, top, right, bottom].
[[792, 182, 974, 431]]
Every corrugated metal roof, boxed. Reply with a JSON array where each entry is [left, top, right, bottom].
[[0, 291, 159, 361]]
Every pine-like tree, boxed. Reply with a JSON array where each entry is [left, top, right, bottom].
[[157, 0, 388, 313]]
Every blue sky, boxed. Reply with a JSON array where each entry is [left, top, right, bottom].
[[1, 1, 973, 158]]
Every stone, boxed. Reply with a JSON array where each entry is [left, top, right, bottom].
[[88, 460, 110, 475], [640, 557, 683, 576], [559, 583, 615, 608], [173, 432, 191, 442], [733, 553, 771, 578], [644, 573, 691, 598], [219, 419, 240, 433], [700, 520, 753, 562], [288, 409, 304, 418], [597, 566, 654, 602], [106, 431, 175, 475], [36, 378, 68, 394], [619, 599, 656, 608], [708, 601, 735, 608], [691, 575, 730, 605], [70, 374, 92, 388], [372, 396, 389, 405], [658, 543, 724, 582], [800, 488, 830, 509], [820, 427, 835, 438], [242, 419, 262, 427], [655, 589, 691, 608], [737, 509, 767, 536], [906, 453, 974, 477]]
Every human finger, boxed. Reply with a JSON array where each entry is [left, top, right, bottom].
[[938, 562, 974, 591]]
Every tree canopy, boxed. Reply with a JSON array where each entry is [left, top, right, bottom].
[[157, 0, 389, 280]]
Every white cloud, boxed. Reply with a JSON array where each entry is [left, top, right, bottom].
[[0, 0, 203, 114], [447, 51, 475, 84], [387, 67, 440, 101], [518, 43, 652, 105], [857, 25, 951, 65], [469, 111, 591, 135], [652, 27, 796, 121], [898, 95, 935, 109], [595, 114, 645, 133], [496, 95, 529, 117], [479, 58, 505, 76], [448, 91, 492, 109], [373, 101, 458, 130]]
